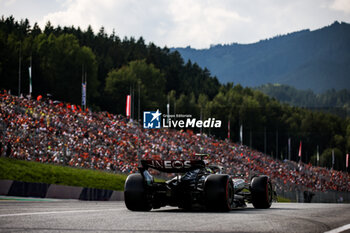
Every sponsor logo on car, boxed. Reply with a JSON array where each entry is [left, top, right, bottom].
[[149, 160, 192, 169]]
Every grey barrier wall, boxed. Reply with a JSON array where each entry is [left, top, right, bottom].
[[0, 179, 124, 201], [277, 190, 350, 203], [79, 187, 114, 201], [8, 180, 50, 198], [1, 179, 348, 203], [0, 180, 13, 195], [46, 184, 83, 199]]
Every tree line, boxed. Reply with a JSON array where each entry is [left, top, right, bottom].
[[0, 16, 349, 171], [256, 84, 350, 117]]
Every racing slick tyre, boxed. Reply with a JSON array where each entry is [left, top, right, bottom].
[[250, 176, 273, 209], [124, 174, 152, 211], [204, 174, 233, 211]]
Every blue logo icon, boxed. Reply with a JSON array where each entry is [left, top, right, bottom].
[[143, 110, 161, 129]]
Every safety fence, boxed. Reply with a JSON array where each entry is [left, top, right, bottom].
[[0, 179, 124, 201], [277, 189, 350, 203]]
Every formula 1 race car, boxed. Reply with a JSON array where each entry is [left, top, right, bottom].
[[124, 159, 275, 211]]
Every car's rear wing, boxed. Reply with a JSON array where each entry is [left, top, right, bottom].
[[140, 160, 205, 173]]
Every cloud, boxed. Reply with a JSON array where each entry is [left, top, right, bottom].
[[38, 0, 250, 48], [25, 0, 350, 48], [39, 0, 172, 42], [166, 0, 250, 48], [330, 0, 350, 13], [3, 0, 17, 7]]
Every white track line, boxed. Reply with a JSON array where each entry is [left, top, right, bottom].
[[324, 224, 350, 233], [0, 208, 122, 217]]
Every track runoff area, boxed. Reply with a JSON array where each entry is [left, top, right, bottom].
[[0, 198, 349, 233]]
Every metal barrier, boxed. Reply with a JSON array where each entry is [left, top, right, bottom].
[[277, 189, 350, 203]]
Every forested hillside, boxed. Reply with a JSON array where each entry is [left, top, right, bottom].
[[174, 21, 350, 93], [0, 16, 349, 170], [0, 16, 220, 114], [256, 84, 350, 117]]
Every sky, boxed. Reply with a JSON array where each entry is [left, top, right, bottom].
[[1, 0, 350, 49]]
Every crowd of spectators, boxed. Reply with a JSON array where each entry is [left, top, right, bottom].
[[0, 91, 349, 192]]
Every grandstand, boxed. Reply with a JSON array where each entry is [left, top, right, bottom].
[[1, 91, 349, 198]]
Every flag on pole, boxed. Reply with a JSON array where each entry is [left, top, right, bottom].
[[228, 120, 230, 140], [126, 95, 131, 118], [240, 124, 243, 144], [167, 103, 170, 124], [288, 138, 291, 160], [81, 83, 86, 107], [298, 141, 302, 157], [346, 153, 349, 168], [28, 67, 32, 95]]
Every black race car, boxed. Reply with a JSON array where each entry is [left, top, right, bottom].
[[124, 159, 275, 211]]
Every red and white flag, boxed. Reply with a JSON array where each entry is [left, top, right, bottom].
[[298, 141, 302, 157], [346, 153, 349, 168], [126, 95, 131, 118], [227, 120, 230, 140]]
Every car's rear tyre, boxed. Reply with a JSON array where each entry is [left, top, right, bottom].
[[124, 174, 152, 211], [250, 176, 272, 209], [204, 174, 233, 211]]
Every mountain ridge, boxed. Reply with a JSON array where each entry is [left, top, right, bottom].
[[173, 21, 350, 93]]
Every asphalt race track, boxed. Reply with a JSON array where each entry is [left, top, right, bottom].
[[0, 197, 350, 233]]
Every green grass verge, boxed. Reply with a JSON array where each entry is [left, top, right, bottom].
[[0, 158, 127, 191], [0, 158, 295, 201], [277, 196, 292, 202]]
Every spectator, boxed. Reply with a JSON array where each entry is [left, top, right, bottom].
[[6, 141, 11, 157], [0, 90, 349, 192]]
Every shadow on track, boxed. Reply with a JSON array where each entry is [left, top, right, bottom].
[[151, 206, 295, 213]]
